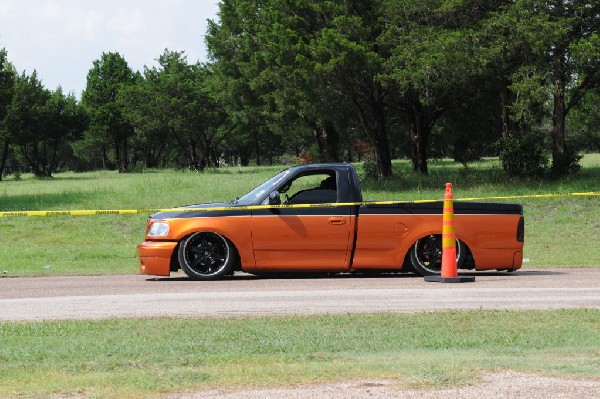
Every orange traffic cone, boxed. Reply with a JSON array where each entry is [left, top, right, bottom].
[[424, 183, 475, 283]]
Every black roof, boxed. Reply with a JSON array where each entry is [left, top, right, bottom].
[[286, 163, 354, 173]]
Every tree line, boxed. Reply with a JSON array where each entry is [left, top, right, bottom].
[[1, 0, 599, 181]]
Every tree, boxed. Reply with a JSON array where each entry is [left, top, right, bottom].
[[568, 87, 600, 151], [297, 2, 394, 175], [82, 52, 135, 173], [468, 3, 544, 176], [119, 50, 233, 169], [544, 0, 599, 175], [43, 89, 89, 173], [119, 71, 171, 168], [244, 1, 355, 164], [381, 0, 510, 174], [0, 48, 15, 180], [4, 73, 86, 177], [206, 1, 279, 166], [207, 0, 394, 176], [4, 71, 51, 177], [156, 51, 231, 168], [504, 0, 600, 176]]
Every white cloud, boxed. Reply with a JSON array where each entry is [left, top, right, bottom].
[[0, 0, 219, 97]]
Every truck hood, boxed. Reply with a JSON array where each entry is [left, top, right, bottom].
[[149, 202, 249, 219]]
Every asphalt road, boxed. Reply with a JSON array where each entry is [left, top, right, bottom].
[[1, 268, 599, 321]]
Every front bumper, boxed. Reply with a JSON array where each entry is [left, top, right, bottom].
[[137, 241, 178, 276]]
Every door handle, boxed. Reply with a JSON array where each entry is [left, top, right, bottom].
[[328, 217, 346, 225]]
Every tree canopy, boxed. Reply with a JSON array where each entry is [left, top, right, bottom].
[[0, 0, 598, 180]]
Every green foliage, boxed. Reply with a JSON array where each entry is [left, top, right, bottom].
[[0, 48, 13, 123], [360, 159, 378, 181], [550, 144, 582, 177], [0, 48, 15, 181], [119, 50, 227, 169], [81, 52, 135, 173], [1, 1, 600, 178], [568, 88, 600, 152], [498, 130, 549, 177], [503, 0, 600, 176], [207, 0, 394, 176], [2, 70, 88, 178]]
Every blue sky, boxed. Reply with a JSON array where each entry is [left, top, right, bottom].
[[0, 0, 220, 97]]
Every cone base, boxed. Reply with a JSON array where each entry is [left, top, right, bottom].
[[424, 275, 475, 283]]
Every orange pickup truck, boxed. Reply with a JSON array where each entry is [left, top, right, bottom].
[[138, 163, 524, 280]]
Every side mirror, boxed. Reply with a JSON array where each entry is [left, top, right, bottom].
[[268, 191, 281, 205]]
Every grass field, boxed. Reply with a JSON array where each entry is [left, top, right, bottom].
[[1, 158, 599, 398], [1, 309, 599, 398], [0, 155, 599, 276]]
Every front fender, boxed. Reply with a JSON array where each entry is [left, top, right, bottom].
[[164, 216, 255, 269]]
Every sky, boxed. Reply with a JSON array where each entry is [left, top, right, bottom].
[[0, 0, 220, 98]]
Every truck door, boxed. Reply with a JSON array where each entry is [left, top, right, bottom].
[[250, 171, 354, 270]]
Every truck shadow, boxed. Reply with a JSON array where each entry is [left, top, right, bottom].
[[147, 269, 566, 282]]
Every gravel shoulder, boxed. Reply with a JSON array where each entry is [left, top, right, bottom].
[[169, 372, 600, 399]]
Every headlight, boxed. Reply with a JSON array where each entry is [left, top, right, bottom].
[[147, 221, 170, 237]]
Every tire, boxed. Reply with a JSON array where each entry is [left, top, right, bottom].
[[409, 234, 466, 276], [178, 232, 236, 280]]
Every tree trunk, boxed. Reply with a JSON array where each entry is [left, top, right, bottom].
[[352, 88, 392, 179], [323, 122, 339, 162], [254, 135, 261, 166], [313, 128, 325, 161], [499, 81, 527, 174], [410, 113, 430, 175], [0, 140, 8, 181], [372, 92, 392, 179], [121, 138, 129, 173], [313, 123, 340, 163], [188, 139, 200, 170], [114, 140, 122, 173], [101, 146, 111, 170], [551, 89, 567, 174], [500, 84, 516, 140], [373, 124, 392, 179], [20, 144, 46, 177], [238, 145, 251, 166], [47, 139, 60, 176]]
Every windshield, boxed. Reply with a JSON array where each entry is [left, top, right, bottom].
[[234, 170, 290, 205]]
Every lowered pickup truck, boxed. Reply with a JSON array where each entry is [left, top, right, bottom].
[[138, 163, 524, 280]]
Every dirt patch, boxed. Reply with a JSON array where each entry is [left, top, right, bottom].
[[169, 372, 600, 399]]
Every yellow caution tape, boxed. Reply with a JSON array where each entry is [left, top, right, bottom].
[[0, 192, 598, 217]]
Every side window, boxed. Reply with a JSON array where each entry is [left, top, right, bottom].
[[282, 173, 337, 204]]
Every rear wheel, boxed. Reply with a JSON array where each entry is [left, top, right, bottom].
[[178, 232, 236, 280], [409, 234, 466, 276]]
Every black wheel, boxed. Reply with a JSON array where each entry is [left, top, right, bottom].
[[178, 232, 236, 280], [409, 234, 466, 276]]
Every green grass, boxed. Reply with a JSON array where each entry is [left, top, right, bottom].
[[1, 310, 598, 398], [1, 163, 598, 397], [0, 156, 599, 276]]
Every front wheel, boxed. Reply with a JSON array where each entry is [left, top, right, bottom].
[[409, 234, 466, 276], [178, 232, 236, 280]]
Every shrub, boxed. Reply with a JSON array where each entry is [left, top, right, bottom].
[[550, 144, 582, 177], [360, 159, 378, 180], [498, 130, 549, 177]]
